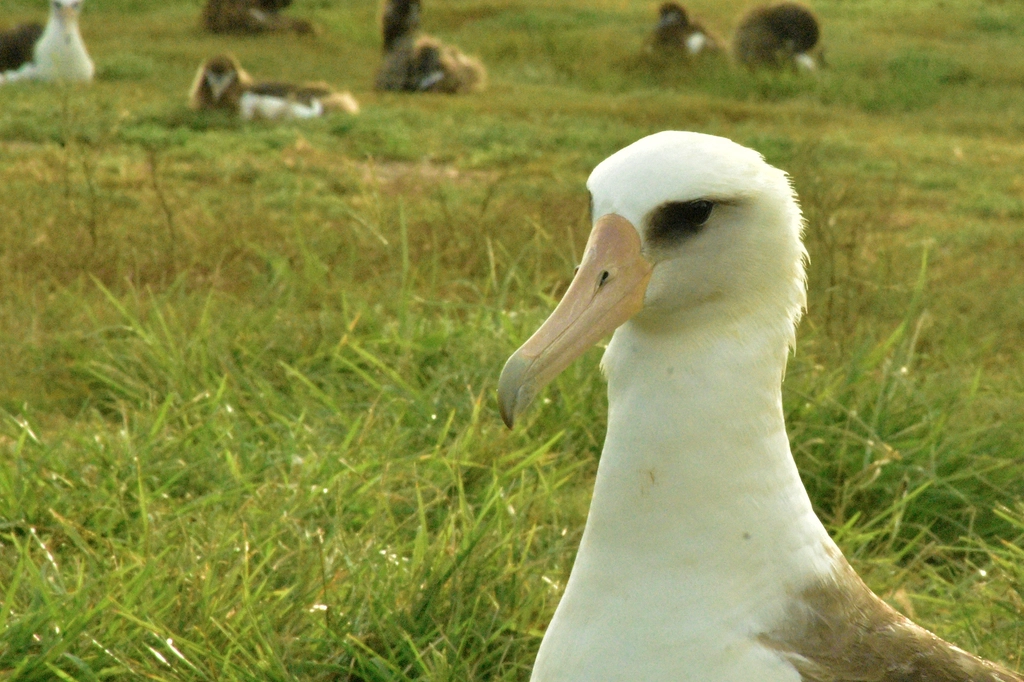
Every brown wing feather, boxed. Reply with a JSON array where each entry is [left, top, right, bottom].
[[761, 553, 1023, 682], [0, 22, 43, 72]]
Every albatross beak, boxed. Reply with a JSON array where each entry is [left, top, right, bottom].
[[206, 72, 235, 102], [497, 214, 653, 428]]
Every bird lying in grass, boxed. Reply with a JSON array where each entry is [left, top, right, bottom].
[[375, 0, 486, 94], [733, 2, 822, 71], [646, 2, 722, 58], [189, 54, 359, 120], [202, 0, 314, 35], [497, 131, 1023, 682], [0, 0, 93, 85]]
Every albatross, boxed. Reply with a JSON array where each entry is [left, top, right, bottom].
[[374, 0, 487, 94], [497, 131, 1022, 682], [0, 0, 93, 85], [733, 2, 822, 72], [646, 2, 722, 57], [188, 54, 359, 120]]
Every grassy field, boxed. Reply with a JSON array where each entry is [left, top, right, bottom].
[[1, 0, 1024, 678]]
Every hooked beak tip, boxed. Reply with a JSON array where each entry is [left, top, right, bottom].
[[500, 404, 515, 430], [494, 214, 651, 428], [497, 352, 534, 429]]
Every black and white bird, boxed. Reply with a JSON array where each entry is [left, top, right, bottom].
[[733, 2, 822, 71], [646, 2, 721, 57], [189, 54, 359, 120], [498, 131, 1023, 682], [0, 0, 93, 84], [375, 0, 486, 94]]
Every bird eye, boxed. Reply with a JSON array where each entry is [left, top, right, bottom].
[[646, 199, 715, 244]]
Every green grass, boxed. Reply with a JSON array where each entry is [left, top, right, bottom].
[[2, 0, 1024, 678]]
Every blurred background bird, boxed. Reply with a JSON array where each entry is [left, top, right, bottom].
[[202, 0, 315, 35], [0, 0, 93, 84], [375, 0, 486, 94], [733, 2, 822, 71], [646, 3, 722, 58], [189, 54, 359, 120]]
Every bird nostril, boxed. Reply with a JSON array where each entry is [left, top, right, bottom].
[[598, 271, 610, 287]]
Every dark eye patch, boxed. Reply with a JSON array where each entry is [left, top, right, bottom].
[[646, 199, 714, 245]]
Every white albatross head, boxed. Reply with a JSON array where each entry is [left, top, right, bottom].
[[498, 131, 808, 427], [51, 0, 85, 22]]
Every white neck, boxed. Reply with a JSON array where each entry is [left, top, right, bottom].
[[30, 6, 94, 82], [531, 309, 838, 681]]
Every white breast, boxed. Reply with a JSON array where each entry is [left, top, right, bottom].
[[794, 53, 817, 71], [529, 321, 838, 682], [33, 24, 94, 81], [686, 32, 708, 54], [239, 92, 324, 121]]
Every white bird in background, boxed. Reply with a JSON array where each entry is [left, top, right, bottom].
[[0, 0, 94, 85], [498, 131, 1022, 682]]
